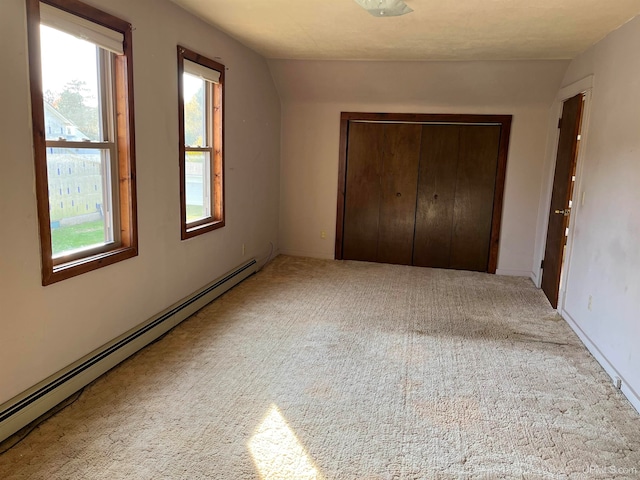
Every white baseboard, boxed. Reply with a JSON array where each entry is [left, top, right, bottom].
[[495, 268, 534, 278], [278, 248, 335, 260], [0, 259, 257, 443], [561, 308, 640, 414]]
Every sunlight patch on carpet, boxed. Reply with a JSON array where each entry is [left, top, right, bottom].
[[248, 404, 323, 480]]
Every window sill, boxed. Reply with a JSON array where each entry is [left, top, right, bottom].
[[43, 246, 138, 286], [182, 219, 225, 240]]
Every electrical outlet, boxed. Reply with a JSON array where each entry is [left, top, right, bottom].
[[321, 231, 326, 239], [588, 295, 593, 311]]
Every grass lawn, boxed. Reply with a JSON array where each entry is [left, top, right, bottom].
[[51, 220, 105, 255], [51, 206, 205, 256], [186, 204, 205, 222]]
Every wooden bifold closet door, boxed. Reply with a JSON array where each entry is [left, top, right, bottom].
[[342, 123, 421, 265], [413, 125, 500, 271], [338, 114, 510, 273]]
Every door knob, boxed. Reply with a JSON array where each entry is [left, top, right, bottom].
[[396, 192, 402, 197], [554, 209, 570, 216]]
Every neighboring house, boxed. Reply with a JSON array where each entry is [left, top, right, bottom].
[[44, 101, 89, 142], [43, 102, 103, 224]]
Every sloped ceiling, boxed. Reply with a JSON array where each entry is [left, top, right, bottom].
[[169, 0, 640, 60]]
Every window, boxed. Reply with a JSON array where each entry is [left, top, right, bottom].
[[26, 0, 137, 285], [177, 46, 225, 239]]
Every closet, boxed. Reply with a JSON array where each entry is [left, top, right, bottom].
[[335, 113, 512, 273]]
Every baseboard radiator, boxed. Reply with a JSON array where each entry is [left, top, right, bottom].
[[0, 259, 257, 443]]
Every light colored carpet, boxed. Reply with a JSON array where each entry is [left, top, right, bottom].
[[1, 255, 639, 479]]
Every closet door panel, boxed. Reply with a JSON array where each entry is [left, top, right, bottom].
[[377, 124, 422, 265], [413, 125, 460, 268], [343, 123, 385, 261], [450, 125, 501, 271]]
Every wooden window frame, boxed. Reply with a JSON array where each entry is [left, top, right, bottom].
[[26, 0, 138, 286], [335, 112, 512, 274], [177, 46, 225, 240]]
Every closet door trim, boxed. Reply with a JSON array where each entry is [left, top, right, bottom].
[[335, 112, 512, 274]]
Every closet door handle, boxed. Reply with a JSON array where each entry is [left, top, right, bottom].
[[396, 192, 402, 197]]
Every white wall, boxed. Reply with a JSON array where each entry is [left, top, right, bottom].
[[552, 16, 640, 410], [0, 0, 280, 405], [270, 60, 568, 275]]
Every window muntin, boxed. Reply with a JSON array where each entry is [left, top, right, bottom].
[[178, 46, 224, 239], [27, 0, 137, 285]]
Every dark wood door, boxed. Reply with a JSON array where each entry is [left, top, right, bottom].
[[413, 125, 459, 268], [377, 124, 421, 265], [413, 125, 501, 272], [342, 122, 384, 262], [450, 125, 501, 271], [343, 123, 420, 264], [338, 113, 512, 273], [542, 94, 584, 308]]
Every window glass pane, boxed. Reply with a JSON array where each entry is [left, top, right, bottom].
[[183, 73, 206, 147], [48, 148, 113, 256], [40, 25, 102, 142], [185, 151, 211, 223]]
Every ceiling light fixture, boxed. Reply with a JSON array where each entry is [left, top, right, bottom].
[[353, 0, 413, 17]]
